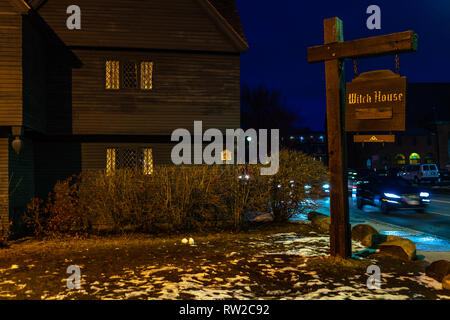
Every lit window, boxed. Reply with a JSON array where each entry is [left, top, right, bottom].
[[221, 149, 232, 162], [123, 62, 138, 89], [106, 147, 153, 175], [142, 148, 153, 175], [106, 148, 117, 175], [409, 153, 421, 164], [105, 61, 120, 89], [140, 62, 154, 90], [107, 60, 154, 91]]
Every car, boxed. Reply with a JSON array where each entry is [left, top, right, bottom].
[[386, 167, 402, 177], [321, 182, 330, 195], [355, 176, 430, 213], [397, 164, 440, 184], [347, 168, 376, 192], [302, 182, 330, 197], [438, 170, 450, 185]]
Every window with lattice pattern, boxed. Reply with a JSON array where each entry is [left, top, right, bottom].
[[140, 62, 153, 90], [122, 62, 138, 89], [105, 61, 120, 89], [106, 60, 154, 91], [142, 148, 154, 175], [106, 148, 117, 175], [106, 147, 154, 174], [118, 148, 139, 169]]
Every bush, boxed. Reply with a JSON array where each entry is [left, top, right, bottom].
[[25, 176, 89, 238], [79, 165, 269, 233], [25, 150, 327, 237], [267, 149, 328, 222]]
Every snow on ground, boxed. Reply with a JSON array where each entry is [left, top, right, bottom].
[[259, 233, 367, 257], [2, 232, 441, 300]]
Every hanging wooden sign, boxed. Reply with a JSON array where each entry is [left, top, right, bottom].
[[353, 134, 395, 143], [307, 19, 417, 258], [345, 70, 406, 132]]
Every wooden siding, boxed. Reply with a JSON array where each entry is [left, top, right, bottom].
[[22, 15, 47, 133], [0, 139, 8, 238], [33, 141, 82, 199], [38, 0, 237, 52], [69, 50, 241, 135], [82, 142, 177, 170], [9, 137, 34, 234], [0, 2, 22, 126], [45, 48, 76, 135]]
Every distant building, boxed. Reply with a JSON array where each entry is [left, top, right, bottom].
[[282, 131, 328, 164], [348, 83, 450, 170]]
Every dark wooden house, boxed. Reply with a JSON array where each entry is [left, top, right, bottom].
[[0, 0, 247, 236]]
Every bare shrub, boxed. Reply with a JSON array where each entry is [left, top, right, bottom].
[[25, 150, 327, 236], [268, 149, 328, 222]]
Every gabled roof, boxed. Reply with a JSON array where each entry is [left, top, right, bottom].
[[27, 0, 248, 52], [25, 0, 46, 10], [207, 0, 247, 47], [197, 0, 248, 51], [7, 0, 31, 13]]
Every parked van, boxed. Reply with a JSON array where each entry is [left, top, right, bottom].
[[397, 164, 440, 184]]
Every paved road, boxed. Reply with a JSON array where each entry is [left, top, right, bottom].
[[315, 194, 450, 241]]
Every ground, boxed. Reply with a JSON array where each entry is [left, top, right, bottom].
[[0, 223, 449, 300]]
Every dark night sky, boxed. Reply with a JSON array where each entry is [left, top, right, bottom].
[[236, 0, 450, 131]]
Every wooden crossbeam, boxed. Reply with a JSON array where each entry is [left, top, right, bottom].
[[307, 30, 417, 63]]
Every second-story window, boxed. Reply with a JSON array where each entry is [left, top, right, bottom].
[[105, 60, 154, 90], [123, 62, 138, 89], [140, 62, 153, 90]]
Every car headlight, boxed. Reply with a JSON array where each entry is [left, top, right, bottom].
[[420, 192, 430, 198], [323, 184, 330, 189], [384, 193, 401, 199]]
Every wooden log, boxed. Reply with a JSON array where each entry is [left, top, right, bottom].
[[323, 17, 351, 258]]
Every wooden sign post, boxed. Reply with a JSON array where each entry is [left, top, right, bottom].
[[307, 17, 417, 258]]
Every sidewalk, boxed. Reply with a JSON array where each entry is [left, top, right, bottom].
[[363, 219, 450, 263], [298, 199, 450, 263]]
